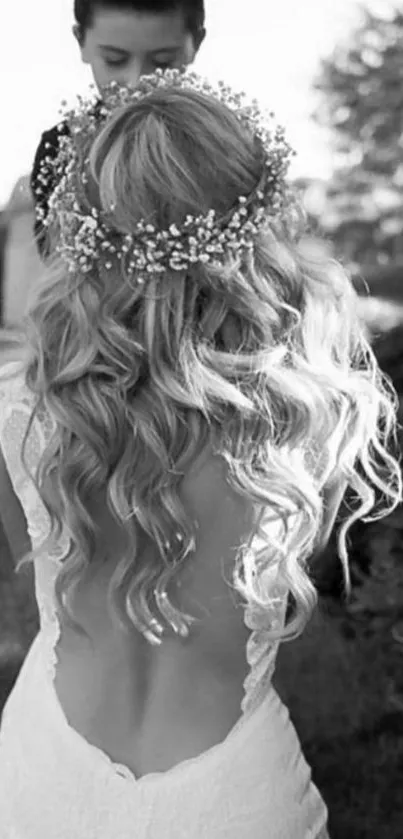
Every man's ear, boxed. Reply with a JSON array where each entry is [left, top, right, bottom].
[[72, 23, 89, 62], [194, 27, 206, 53]]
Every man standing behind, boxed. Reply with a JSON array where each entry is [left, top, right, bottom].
[[31, 0, 206, 258]]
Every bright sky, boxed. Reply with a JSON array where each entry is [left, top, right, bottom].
[[0, 0, 384, 207]]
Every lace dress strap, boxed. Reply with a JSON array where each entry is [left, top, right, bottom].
[[239, 511, 289, 714], [241, 590, 288, 713], [0, 362, 64, 668], [0, 362, 53, 547]]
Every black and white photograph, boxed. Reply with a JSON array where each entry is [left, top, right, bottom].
[[0, 2, 402, 837]]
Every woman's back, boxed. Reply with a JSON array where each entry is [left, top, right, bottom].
[[53, 445, 254, 777]]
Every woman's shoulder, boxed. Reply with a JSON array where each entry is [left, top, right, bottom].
[[0, 361, 33, 464], [0, 360, 53, 468]]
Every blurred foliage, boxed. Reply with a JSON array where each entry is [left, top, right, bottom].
[[300, 5, 403, 642], [315, 323, 403, 646], [311, 4, 403, 271]]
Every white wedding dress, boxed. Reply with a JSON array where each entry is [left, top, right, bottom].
[[0, 361, 330, 838]]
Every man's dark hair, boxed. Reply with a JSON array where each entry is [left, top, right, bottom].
[[74, 0, 205, 42]]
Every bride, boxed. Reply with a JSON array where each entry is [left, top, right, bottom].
[[0, 69, 400, 838]]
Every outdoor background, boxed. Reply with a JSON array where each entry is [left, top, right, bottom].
[[1, 2, 403, 838]]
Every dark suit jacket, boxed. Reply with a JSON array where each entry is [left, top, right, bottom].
[[30, 99, 105, 259], [30, 122, 71, 259]]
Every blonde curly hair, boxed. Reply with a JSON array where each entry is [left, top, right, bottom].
[[20, 86, 402, 645]]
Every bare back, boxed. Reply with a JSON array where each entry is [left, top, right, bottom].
[[53, 448, 253, 777]]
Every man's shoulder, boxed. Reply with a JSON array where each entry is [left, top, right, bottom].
[[35, 98, 102, 161], [31, 120, 71, 198], [36, 120, 71, 160]]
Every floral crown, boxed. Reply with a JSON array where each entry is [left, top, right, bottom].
[[41, 69, 295, 283]]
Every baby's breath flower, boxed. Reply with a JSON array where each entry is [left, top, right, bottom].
[[41, 68, 296, 285]]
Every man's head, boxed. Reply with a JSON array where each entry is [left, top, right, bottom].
[[73, 0, 206, 90]]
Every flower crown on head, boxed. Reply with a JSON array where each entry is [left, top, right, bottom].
[[39, 68, 296, 283]]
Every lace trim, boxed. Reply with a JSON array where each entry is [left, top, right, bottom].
[[0, 362, 64, 657], [241, 587, 287, 714]]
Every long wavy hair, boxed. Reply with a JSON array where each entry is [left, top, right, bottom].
[[20, 87, 402, 644]]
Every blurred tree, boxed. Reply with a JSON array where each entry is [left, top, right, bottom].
[[306, 9, 403, 614], [313, 4, 403, 272]]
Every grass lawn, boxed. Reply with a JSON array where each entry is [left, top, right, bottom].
[[1, 519, 402, 839]]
